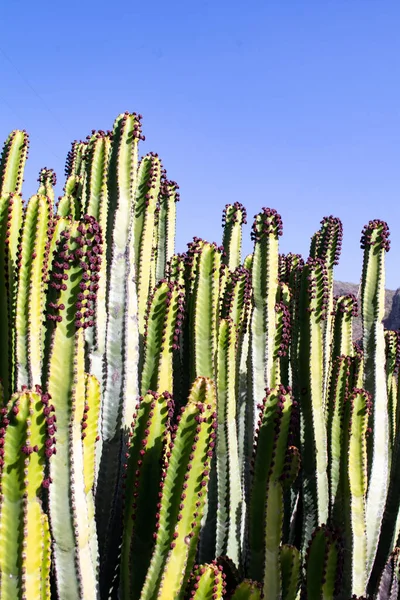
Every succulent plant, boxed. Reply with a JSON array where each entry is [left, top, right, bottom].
[[0, 115, 399, 600]]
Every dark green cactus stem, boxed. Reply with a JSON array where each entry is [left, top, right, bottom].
[[376, 549, 400, 600], [297, 257, 330, 543], [140, 280, 184, 395], [37, 168, 56, 205], [220, 266, 251, 331], [222, 202, 247, 271], [340, 389, 371, 597], [270, 301, 291, 388], [370, 365, 400, 595], [186, 563, 226, 599], [134, 153, 162, 339], [155, 179, 179, 282], [0, 130, 29, 197], [360, 220, 390, 574], [248, 385, 294, 582], [327, 355, 353, 514], [45, 217, 101, 599], [280, 545, 300, 600], [140, 377, 216, 600], [64, 140, 87, 179], [304, 525, 341, 600], [249, 208, 282, 434], [97, 112, 142, 592], [14, 194, 52, 389], [231, 580, 261, 600], [309, 216, 343, 406], [0, 192, 23, 397], [261, 480, 284, 598], [57, 174, 83, 219], [120, 391, 173, 599], [84, 131, 111, 218], [215, 318, 242, 566], [167, 253, 186, 288], [331, 295, 358, 361], [384, 330, 400, 450], [0, 389, 52, 599]]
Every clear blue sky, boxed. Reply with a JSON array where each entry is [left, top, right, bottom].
[[1, 1, 399, 288]]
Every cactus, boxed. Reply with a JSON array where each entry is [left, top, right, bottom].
[[360, 220, 390, 575], [14, 194, 52, 389], [1, 117, 400, 600], [222, 202, 247, 271], [37, 168, 56, 204], [120, 391, 173, 598], [186, 563, 226, 599], [0, 388, 52, 599], [215, 318, 242, 566], [0, 130, 29, 197], [96, 113, 142, 592], [140, 377, 217, 600], [304, 525, 341, 599], [45, 216, 101, 598], [155, 179, 179, 282]]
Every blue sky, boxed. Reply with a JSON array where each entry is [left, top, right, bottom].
[[1, 1, 399, 288]]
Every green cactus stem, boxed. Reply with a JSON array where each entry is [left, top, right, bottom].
[[384, 330, 400, 450], [84, 132, 110, 427], [0, 192, 23, 397], [64, 140, 87, 180], [360, 220, 390, 575], [309, 216, 343, 396], [248, 385, 294, 582], [120, 391, 173, 599], [186, 239, 221, 384], [140, 280, 184, 396], [0, 130, 29, 197], [304, 525, 341, 600], [97, 112, 142, 592], [327, 355, 353, 514], [134, 153, 162, 339], [45, 217, 101, 599], [231, 580, 261, 600], [57, 175, 83, 219], [222, 202, 247, 271], [186, 563, 226, 600], [83, 373, 101, 567], [155, 179, 179, 282], [140, 377, 216, 600], [0, 389, 52, 599], [37, 168, 56, 206], [220, 266, 251, 332], [83, 131, 111, 219], [215, 318, 242, 566], [14, 194, 52, 390], [249, 208, 282, 437], [280, 545, 300, 600], [167, 253, 186, 288], [297, 257, 330, 543], [331, 295, 358, 361], [340, 388, 371, 597]]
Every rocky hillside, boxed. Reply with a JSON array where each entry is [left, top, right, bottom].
[[333, 281, 399, 340]]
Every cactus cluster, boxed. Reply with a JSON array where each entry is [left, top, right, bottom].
[[0, 114, 399, 600]]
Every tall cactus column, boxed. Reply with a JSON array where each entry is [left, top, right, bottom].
[[45, 216, 102, 599], [360, 220, 391, 578], [96, 113, 143, 595]]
